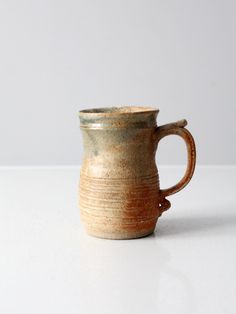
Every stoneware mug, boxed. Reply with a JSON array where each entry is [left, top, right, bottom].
[[79, 106, 196, 239]]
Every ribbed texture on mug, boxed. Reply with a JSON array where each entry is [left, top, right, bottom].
[[79, 173, 161, 239]]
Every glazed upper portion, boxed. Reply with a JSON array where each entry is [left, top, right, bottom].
[[79, 106, 159, 129]]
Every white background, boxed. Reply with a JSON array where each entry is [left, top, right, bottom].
[[0, 0, 236, 165], [1, 2, 236, 313]]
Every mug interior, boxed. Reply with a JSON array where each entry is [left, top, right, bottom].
[[79, 106, 159, 115]]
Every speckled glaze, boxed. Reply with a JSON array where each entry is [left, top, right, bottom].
[[79, 106, 196, 239]]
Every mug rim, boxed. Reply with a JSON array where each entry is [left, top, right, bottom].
[[79, 106, 159, 117]]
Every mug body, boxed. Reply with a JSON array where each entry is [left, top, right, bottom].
[[79, 106, 162, 239]]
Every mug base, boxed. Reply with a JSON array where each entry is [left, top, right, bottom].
[[85, 227, 156, 240]]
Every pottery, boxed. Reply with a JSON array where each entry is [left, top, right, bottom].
[[79, 106, 196, 239]]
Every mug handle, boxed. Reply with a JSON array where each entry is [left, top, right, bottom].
[[155, 119, 196, 213]]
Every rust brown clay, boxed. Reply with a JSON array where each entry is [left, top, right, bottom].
[[79, 106, 196, 239]]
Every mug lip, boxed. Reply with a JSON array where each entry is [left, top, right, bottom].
[[79, 106, 159, 117]]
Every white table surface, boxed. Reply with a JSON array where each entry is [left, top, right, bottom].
[[0, 166, 235, 314]]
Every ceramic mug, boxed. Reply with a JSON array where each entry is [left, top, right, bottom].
[[79, 106, 196, 239]]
